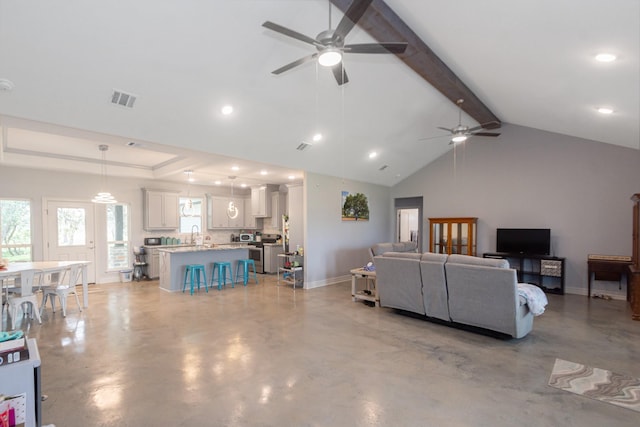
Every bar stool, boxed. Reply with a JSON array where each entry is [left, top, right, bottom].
[[183, 264, 208, 295], [211, 262, 234, 290], [235, 259, 258, 286]]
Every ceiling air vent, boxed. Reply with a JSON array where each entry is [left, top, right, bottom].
[[111, 89, 137, 108], [296, 142, 311, 151]]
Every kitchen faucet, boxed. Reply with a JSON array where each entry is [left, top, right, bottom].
[[191, 225, 200, 245]]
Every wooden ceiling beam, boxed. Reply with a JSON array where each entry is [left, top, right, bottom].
[[330, 0, 501, 128]]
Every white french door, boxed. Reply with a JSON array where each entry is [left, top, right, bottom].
[[45, 200, 96, 283]]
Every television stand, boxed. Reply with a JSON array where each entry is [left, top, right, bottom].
[[484, 252, 565, 295]]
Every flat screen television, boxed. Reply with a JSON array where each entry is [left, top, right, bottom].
[[496, 228, 551, 255]]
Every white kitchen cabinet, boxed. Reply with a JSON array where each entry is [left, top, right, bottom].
[[244, 198, 256, 228], [251, 186, 271, 217], [270, 191, 287, 229], [144, 190, 179, 230], [146, 247, 160, 279], [207, 195, 247, 229]]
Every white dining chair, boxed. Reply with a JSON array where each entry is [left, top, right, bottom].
[[40, 264, 82, 317], [7, 269, 43, 329]]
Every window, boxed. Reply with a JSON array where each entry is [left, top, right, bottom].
[[0, 199, 32, 261], [107, 204, 129, 270], [179, 197, 203, 233]]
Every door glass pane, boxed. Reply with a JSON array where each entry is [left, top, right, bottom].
[[107, 204, 129, 269], [1, 199, 32, 261], [57, 208, 86, 246]]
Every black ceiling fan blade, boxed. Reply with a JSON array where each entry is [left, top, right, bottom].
[[344, 42, 408, 54], [272, 53, 318, 75], [471, 132, 501, 137], [332, 63, 349, 85], [334, 0, 373, 40], [262, 21, 321, 47]]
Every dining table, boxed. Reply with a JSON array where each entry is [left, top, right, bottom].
[[0, 260, 91, 308]]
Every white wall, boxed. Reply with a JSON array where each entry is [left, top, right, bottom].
[[304, 172, 391, 288], [392, 123, 640, 297], [287, 183, 304, 252], [0, 165, 252, 283]]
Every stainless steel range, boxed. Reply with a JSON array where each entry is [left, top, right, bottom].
[[248, 234, 281, 274]]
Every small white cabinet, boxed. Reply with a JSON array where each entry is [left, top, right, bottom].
[[145, 247, 160, 279], [251, 186, 272, 217], [144, 190, 179, 230]]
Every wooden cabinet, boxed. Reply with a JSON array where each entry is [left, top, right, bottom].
[[630, 193, 640, 320], [429, 217, 477, 256], [144, 190, 179, 230], [251, 186, 271, 217]]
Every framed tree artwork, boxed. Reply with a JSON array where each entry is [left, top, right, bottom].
[[341, 191, 369, 221]]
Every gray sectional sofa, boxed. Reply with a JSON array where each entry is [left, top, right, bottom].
[[374, 252, 540, 338]]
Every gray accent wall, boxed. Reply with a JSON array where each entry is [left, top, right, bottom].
[[304, 172, 391, 288], [391, 123, 640, 298]]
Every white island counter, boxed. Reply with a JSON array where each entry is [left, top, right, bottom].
[[158, 245, 249, 292]]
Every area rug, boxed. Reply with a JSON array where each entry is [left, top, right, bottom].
[[548, 358, 640, 413]]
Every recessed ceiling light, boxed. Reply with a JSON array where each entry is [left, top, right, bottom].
[[597, 107, 614, 114], [288, 175, 295, 180], [260, 170, 268, 175], [214, 180, 222, 185], [240, 183, 247, 188], [312, 133, 322, 142], [369, 151, 378, 159], [221, 105, 234, 115], [231, 166, 239, 171], [595, 53, 616, 62]]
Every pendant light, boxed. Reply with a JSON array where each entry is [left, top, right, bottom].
[[91, 144, 117, 204], [182, 170, 195, 216], [227, 176, 239, 219]]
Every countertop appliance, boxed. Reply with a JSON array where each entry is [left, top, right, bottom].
[[144, 237, 162, 246], [239, 233, 254, 242]]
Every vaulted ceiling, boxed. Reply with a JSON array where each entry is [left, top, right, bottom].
[[0, 0, 637, 187]]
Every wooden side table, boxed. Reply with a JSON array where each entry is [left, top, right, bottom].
[[587, 255, 632, 300], [350, 268, 377, 306]]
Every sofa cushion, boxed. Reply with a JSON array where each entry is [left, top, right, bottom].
[[383, 252, 422, 260], [371, 243, 396, 257], [421, 252, 448, 263], [419, 253, 450, 321], [447, 254, 509, 269], [392, 241, 418, 253], [374, 255, 426, 315]]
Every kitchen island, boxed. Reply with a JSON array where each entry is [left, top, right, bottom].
[[158, 245, 249, 292]]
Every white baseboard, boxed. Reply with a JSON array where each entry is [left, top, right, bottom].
[[564, 286, 627, 300], [304, 274, 350, 289]]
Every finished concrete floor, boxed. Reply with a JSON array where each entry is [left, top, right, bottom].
[[6, 275, 640, 426]]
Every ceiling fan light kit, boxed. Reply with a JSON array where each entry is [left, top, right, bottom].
[[421, 98, 502, 144], [262, 0, 408, 85], [318, 48, 342, 67]]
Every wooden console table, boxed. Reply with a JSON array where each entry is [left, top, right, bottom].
[[587, 255, 632, 300]]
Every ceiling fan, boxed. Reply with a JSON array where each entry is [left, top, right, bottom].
[[262, 0, 408, 85], [422, 99, 501, 144]]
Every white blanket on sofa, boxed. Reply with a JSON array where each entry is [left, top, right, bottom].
[[517, 283, 549, 316]]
